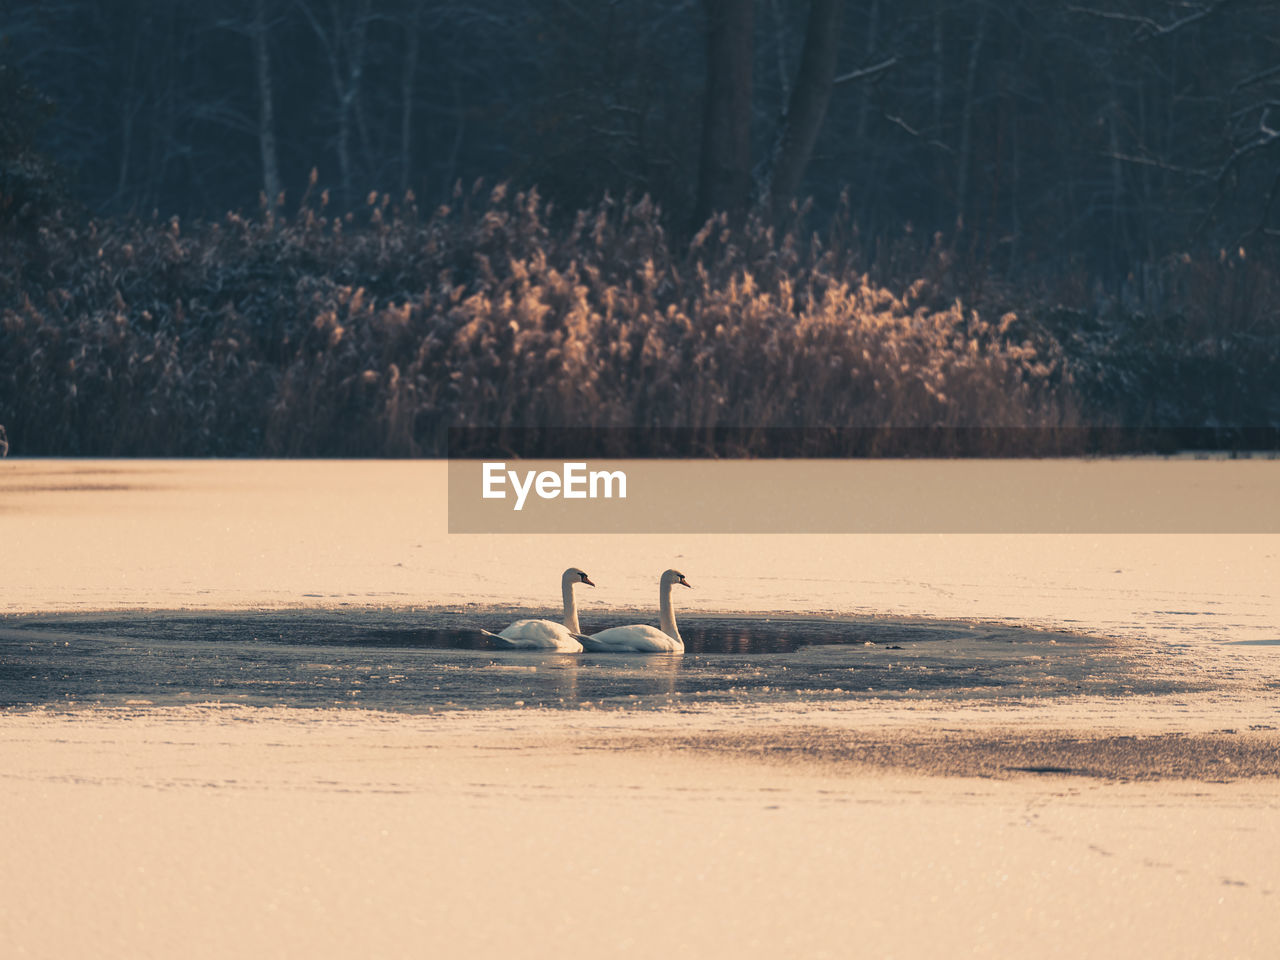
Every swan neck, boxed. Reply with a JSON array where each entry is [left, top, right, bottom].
[[659, 581, 681, 642], [561, 577, 581, 634]]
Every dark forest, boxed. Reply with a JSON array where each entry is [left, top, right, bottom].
[[1, 1, 1278, 456]]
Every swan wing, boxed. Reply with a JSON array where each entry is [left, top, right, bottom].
[[489, 620, 584, 652], [578, 632, 612, 652], [586, 624, 682, 653]]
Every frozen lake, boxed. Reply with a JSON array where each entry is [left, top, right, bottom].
[[0, 608, 1220, 712], [1, 459, 1276, 714], [4, 461, 1280, 960]]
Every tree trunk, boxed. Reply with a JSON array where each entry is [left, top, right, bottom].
[[251, 0, 281, 210], [855, 0, 880, 143], [694, 0, 753, 227], [932, 4, 945, 227], [113, 27, 141, 208], [768, 0, 791, 103], [300, 0, 370, 208], [336, 101, 352, 206], [399, 5, 420, 196], [763, 0, 844, 220], [954, 7, 987, 233]]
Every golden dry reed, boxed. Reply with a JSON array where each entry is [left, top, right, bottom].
[[1, 179, 1275, 456]]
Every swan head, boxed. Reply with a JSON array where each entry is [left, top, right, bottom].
[[662, 569, 692, 589], [564, 567, 595, 588]]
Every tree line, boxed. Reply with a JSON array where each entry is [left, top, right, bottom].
[[4, 1, 1280, 284], [1, 1, 1277, 456]]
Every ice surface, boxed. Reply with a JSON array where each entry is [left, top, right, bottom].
[[1, 460, 1275, 648]]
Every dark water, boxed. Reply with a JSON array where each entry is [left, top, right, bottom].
[[0, 609, 1207, 712]]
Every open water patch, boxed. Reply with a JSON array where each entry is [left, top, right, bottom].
[[0, 609, 1205, 713]]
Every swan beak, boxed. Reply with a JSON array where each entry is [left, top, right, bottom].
[[582, 575, 596, 587], [679, 578, 692, 589]]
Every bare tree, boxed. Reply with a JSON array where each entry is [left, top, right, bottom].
[[953, 5, 988, 233], [298, 0, 372, 207], [854, 0, 881, 144], [694, 0, 753, 225], [398, 0, 420, 195], [760, 0, 844, 220], [250, 0, 282, 208], [112, 21, 143, 208]]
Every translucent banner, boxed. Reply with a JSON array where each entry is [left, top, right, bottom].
[[448, 457, 1280, 533]]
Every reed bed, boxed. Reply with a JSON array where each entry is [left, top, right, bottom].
[[1, 182, 1275, 456]]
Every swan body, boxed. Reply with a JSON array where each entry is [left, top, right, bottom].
[[485, 567, 594, 652], [582, 569, 690, 654], [585, 623, 681, 653], [490, 618, 590, 651]]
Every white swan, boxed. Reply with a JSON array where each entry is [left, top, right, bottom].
[[582, 569, 691, 653], [484, 567, 594, 652]]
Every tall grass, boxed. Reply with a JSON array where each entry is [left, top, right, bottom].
[[1, 181, 1275, 456]]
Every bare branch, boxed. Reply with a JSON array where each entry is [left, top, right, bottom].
[[1103, 151, 1210, 179], [1230, 101, 1280, 122], [1068, 1, 1231, 42], [1139, 1, 1231, 39], [1232, 63, 1280, 94], [1215, 128, 1280, 183], [833, 56, 899, 86], [1066, 6, 1160, 31], [882, 113, 954, 153]]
